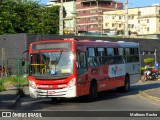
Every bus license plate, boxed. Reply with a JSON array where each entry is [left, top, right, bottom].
[[48, 91, 55, 95]]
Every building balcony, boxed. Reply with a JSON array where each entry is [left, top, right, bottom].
[[138, 14, 160, 18], [81, 0, 113, 2]]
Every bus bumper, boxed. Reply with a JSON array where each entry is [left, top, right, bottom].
[[29, 86, 77, 98]]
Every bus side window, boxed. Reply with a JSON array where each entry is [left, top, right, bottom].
[[77, 52, 87, 68], [77, 52, 87, 75], [80, 52, 87, 68]]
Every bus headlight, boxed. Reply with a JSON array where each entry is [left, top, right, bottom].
[[68, 78, 76, 88], [29, 80, 36, 89]]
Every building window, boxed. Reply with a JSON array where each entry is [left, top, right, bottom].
[[128, 16, 130, 20], [147, 19, 149, 23], [77, 19, 80, 22], [105, 16, 108, 20], [90, 17, 97, 21], [128, 24, 130, 28], [138, 11, 141, 16], [98, 17, 102, 20], [89, 25, 94, 28], [119, 16, 121, 20], [147, 27, 149, 31], [138, 20, 140, 23], [131, 24, 134, 28], [77, 26, 80, 29], [119, 24, 121, 28], [105, 23, 108, 27], [112, 23, 115, 27], [90, 10, 97, 13]]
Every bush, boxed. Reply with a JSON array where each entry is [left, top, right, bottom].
[[3, 76, 28, 88], [0, 85, 6, 92]]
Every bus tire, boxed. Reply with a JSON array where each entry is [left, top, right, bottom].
[[123, 75, 130, 92], [117, 75, 130, 92], [88, 81, 98, 101]]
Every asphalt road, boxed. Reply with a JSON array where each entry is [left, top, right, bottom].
[[13, 80, 160, 112], [1, 81, 160, 120]]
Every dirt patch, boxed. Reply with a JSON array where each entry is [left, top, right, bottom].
[[3, 81, 17, 89]]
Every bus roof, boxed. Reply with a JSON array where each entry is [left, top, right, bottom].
[[30, 38, 139, 48], [76, 40, 139, 48]]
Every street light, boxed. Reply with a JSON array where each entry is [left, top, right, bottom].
[[72, 0, 77, 36], [98, 10, 103, 36], [124, 0, 128, 37]]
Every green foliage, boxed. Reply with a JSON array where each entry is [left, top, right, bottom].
[[0, 85, 6, 92], [2, 76, 28, 88], [0, 76, 28, 92], [0, 0, 65, 34], [144, 58, 154, 63], [0, 80, 6, 91]]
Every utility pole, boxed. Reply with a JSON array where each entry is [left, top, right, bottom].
[[73, 0, 77, 36], [59, 0, 63, 35], [155, 48, 157, 63], [124, 0, 128, 37], [1, 48, 5, 85]]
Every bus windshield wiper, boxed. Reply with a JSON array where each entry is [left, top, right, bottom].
[[38, 51, 48, 68], [49, 49, 63, 75], [57, 50, 63, 65]]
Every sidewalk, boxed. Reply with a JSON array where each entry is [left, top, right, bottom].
[[0, 80, 160, 110], [0, 86, 29, 110], [139, 87, 160, 103], [0, 87, 18, 109]]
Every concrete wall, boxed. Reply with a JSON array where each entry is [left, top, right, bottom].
[[0, 33, 159, 69]]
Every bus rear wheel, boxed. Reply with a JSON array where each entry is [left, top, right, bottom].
[[117, 75, 130, 92]]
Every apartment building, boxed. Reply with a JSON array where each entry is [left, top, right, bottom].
[[103, 5, 160, 37], [76, 0, 123, 33], [47, 0, 76, 34]]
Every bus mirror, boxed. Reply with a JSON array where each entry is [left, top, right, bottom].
[[22, 57, 25, 66]]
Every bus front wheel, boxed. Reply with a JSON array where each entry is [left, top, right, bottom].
[[88, 81, 98, 101]]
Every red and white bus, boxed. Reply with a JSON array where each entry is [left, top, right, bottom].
[[28, 38, 141, 101]]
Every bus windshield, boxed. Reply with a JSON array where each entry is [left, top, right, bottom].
[[29, 51, 74, 79]]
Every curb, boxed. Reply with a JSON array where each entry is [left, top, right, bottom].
[[139, 90, 160, 103]]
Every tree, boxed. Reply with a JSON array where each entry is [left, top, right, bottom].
[[0, 0, 66, 34]]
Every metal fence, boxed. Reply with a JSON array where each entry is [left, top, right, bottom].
[[0, 58, 29, 87]]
